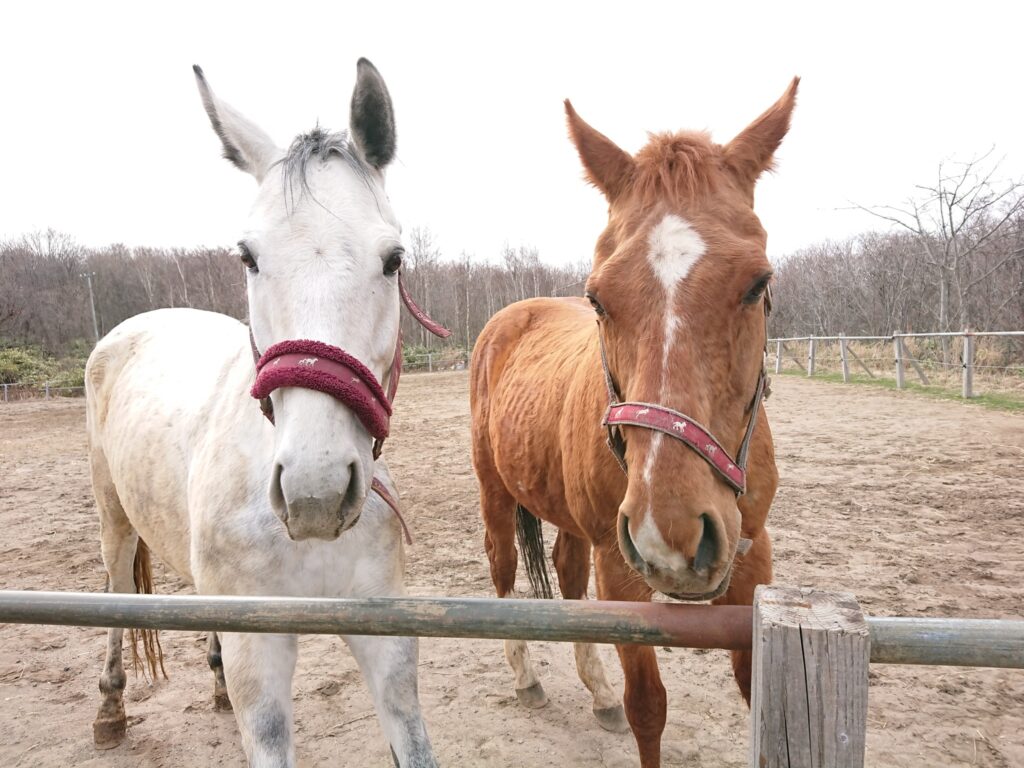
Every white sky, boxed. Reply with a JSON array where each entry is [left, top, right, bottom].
[[2, 1, 1022, 266]]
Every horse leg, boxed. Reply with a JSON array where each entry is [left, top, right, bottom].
[[92, 461, 137, 749], [552, 530, 628, 732], [207, 632, 231, 711], [343, 634, 436, 768], [594, 542, 665, 768], [713, 527, 772, 704], [478, 473, 547, 708], [219, 632, 297, 768]]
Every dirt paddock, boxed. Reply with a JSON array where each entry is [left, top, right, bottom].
[[1, 372, 1022, 767]]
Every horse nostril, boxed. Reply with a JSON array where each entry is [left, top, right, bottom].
[[616, 513, 650, 576], [269, 463, 286, 520], [693, 514, 718, 576], [341, 461, 361, 514]]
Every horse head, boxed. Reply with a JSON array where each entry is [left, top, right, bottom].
[[195, 59, 402, 541], [571, 79, 798, 599]]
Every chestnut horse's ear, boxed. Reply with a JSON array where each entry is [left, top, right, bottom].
[[724, 77, 800, 185], [564, 100, 635, 201]]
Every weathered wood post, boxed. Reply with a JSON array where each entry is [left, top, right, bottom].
[[839, 334, 850, 383], [962, 331, 974, 399], [751, 585, 870, 768], [893, 336, 904, 389], [44, 381, 51, 400], [2, 383, 8, 403], [775, 341, 783, 374], [428, 353, 433, 373], [807, 338, 816, 377]]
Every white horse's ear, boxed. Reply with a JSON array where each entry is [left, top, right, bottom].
[[349, 58, 396, 170], [193, 65, 280, 182]]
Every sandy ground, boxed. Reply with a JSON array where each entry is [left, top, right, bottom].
[[1, 371, 1022, 767]]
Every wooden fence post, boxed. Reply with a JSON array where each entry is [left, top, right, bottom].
[[839, 334, 850, 383], [427, 353, 433, 373], [807, 338, 816, 377], [893, 337, 904, 389], [775, 340, 782, 374], [2, 383, 7, 403], [962, 331, 974, 399], [751, 585, 870, 768], [44, 381, 51, 400]]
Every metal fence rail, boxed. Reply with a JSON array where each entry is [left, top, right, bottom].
[[1, 590, 1021, 669]]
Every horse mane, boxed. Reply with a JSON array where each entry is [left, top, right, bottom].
[[630, 131, 724, 207], [277, 127, 374, 209]]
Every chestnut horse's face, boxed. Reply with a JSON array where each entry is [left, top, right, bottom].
[[570, 80, 798, 600]]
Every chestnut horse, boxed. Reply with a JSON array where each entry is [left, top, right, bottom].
[[470, 80, 798, 766]]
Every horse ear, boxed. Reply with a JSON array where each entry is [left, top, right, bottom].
[[564, 100, 635, 201], [724, 77, 800, 185], [193, 65, 280, 182], [349, 58, 396, 170]]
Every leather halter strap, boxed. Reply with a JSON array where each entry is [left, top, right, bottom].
[[248, 271, 449, 543], [598, 288, 772, 498]]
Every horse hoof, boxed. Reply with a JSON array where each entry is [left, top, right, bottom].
[[93, 717, 127, 749], [515, 682, 548, 709], [213, 691, 233, 712], [594, 704, 631, 733]]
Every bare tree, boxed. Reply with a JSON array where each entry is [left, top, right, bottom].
[[855, 151, 1024, 334]]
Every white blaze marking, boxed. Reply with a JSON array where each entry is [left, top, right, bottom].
[[641, 214, 707, 495], [647, 214, 707, 294], [635, 507, 689, 573]]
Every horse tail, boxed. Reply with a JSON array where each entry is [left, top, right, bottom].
[[129, 537, 167, 680], [515, 505, 553, 600]]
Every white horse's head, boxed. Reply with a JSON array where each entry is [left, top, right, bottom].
[[195, 59, 402, 541]]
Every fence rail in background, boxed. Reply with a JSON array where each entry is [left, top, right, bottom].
[[1, 353, 469, 403], [0, 587, 1021, 767], [1, 382, 85, 402], [769, 330, 1024, 400]]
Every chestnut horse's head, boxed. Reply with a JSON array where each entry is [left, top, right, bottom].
[[571, 80, 798, 600]]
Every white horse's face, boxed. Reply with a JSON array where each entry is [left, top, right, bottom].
[[196, 60, 401, 540], [243, 155, 401, 376]]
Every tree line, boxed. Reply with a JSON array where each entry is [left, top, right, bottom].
[[2, 155, 1021, 357], [771, 154, 1024, 337], [0, 228, 589, 355]]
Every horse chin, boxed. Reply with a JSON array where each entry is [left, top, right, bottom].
[[662, 566, 733, 602]]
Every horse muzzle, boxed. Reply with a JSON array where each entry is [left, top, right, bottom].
[[616, 512, 733, 602], [270, 457, 367, 541]]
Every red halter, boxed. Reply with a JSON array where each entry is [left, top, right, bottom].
[[249, 272, 450, 543]]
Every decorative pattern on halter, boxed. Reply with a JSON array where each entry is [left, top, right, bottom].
[[252, 339, 392, 439], [604, 403, 747, 493]]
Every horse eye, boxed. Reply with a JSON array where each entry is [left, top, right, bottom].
[[384, 248, 403, 276], [585, 292, 606, 317], [238, 243, 258, 273], [743, 279, 769, 305]]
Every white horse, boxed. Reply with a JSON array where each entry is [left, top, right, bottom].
[[85, 59, 437, 767]]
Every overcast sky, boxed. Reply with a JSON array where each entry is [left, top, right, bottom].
[[2, 1, 1022, 267]]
